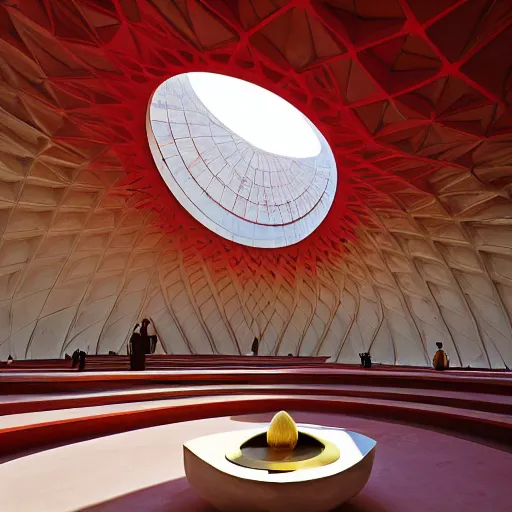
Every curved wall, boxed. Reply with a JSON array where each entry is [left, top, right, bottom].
[[0, 0, 511, 367]]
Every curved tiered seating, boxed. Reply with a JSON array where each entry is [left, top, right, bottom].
[[1, 365, 510, 458], [1, 363, 510, 512], [2, 365, 510, 394], [0, 355, 330, 373]]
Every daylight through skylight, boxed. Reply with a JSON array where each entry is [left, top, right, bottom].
[[188, 72, 321, 159], [148, 72, 337, 248]]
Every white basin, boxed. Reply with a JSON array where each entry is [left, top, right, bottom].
[[184, 424, 376, 512]]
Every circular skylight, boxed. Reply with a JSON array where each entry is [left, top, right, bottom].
[[147, 73, 337, 248], [188, 72, 321, 158]]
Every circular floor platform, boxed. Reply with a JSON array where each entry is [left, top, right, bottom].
[[1, 412, 510, 512]]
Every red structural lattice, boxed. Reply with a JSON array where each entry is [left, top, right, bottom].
[[1, 0, 509, 260], [0, 0, 511, 365]]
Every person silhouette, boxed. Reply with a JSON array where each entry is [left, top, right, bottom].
[[140, 318, 151, 355], [78, 350, 86, 371], [359, 352, 372, 368], [433, 342, 449, 371], [129, 323, 146, 371], [71, 349, 80, 369], [147, 319, 158, 354], [251, 337, 259, 356]]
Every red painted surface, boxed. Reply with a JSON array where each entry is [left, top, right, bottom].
[[2, 0, 509, 274], [1, 377, 510, 456], [2, 413, 511, 512], [1, 366, 510, 395], [2, 382, 511, 416]]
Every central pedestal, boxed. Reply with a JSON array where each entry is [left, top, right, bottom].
[[184, 424, 376, 512]]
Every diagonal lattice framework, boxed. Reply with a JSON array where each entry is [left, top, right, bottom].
[[0, 0, 510, 367]]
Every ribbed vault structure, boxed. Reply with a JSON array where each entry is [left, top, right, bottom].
[[0, 0, 511, 367]]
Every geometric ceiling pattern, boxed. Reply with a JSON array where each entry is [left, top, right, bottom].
[[0, 0, 510, 367]]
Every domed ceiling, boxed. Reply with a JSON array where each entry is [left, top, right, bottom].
[[0, 0, 511, 367]]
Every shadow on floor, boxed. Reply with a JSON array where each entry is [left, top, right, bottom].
[[338, 497, 389, 512], [81, 477, 214, 512], [80, 472, 388, 512], [80, 414, 389, 512]]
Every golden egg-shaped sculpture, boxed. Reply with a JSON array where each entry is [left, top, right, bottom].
[[267, 410, 299, 450]]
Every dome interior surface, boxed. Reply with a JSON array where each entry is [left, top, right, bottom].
[[0, 0, 510, 367]]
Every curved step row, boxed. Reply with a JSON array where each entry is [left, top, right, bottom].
[[1, 367, 511, 395], [0, 389, 510, 458], [2, 366, 510, 459], [1, 383, 511, 416]]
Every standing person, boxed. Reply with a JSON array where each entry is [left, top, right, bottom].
[[147, 319, 158, 354], [71, 349, 80, 369], [251, 337, 259, 356], [129, 323, 146, 371], [433, 342, 449, 371], [139, 318, 151, 356], [78, 350, 86, 371]]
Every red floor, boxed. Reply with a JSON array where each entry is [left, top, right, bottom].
[[1, 412, 510, 512]]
